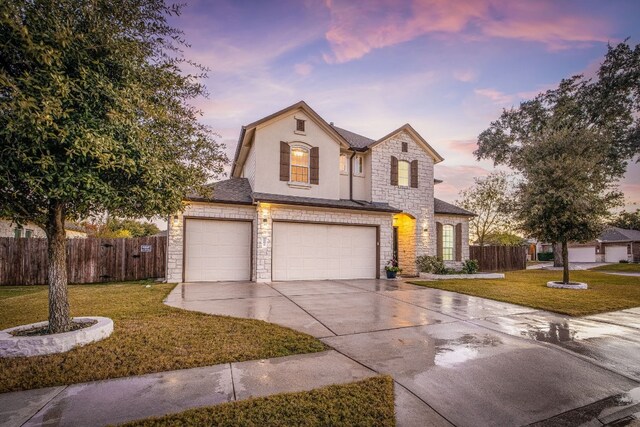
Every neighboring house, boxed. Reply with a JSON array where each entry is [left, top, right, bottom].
[[0, 220, 88, 239], [535, 227, 640, 263], [167, 101, 474, 282]]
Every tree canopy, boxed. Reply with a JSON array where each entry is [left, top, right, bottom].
[[609, 209, 640, 231], [0, 0, 227, 331], [457, 171, 516, 247], [84, 218, 161, 238], [476, 42, 639, 284]]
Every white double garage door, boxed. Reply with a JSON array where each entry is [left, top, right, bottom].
[[184, 219, 377, 282], [567, 245, 628, 263]]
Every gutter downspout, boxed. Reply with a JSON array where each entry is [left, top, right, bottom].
[[349, 150, 356, 201]]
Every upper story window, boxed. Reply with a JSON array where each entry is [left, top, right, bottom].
[[401, 142, 408, 152], [290, 147, 309, 183], [14, 227, 22, 238], [25, 229, 33, 238], [339, 154, 348, 174], [353, 155, 364, 176], [295, 118, 305, 133], [442, 225, 454, 261], [398, 160, 409, 186]]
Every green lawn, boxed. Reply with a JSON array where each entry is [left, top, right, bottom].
[[590, 263, 640, 272], [410, 269, 640, 316], [0, 281, 326, 393], [121, 376, 396, 427]]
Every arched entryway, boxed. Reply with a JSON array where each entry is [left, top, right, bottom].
[[393, 213, 416, 276]]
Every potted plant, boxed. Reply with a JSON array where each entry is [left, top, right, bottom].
[[385, 258, 402, 279]]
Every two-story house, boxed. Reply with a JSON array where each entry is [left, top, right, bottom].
[[166, 101, 474, 282]]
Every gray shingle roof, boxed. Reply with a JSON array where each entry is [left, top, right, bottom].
[[187, 178, 253, 204], [188, 178, 401, 213], [252, 192, 401, 213], [331, 125, 375, 150], [434, 198, 475, 216], [600, 227, 640, 242]]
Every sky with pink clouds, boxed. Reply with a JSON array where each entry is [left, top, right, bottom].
[[168, 0, 640, 210]]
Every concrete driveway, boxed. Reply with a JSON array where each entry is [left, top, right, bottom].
[[166, 280, 640, 426]]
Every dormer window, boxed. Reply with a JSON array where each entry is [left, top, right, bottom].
[[353, 155, 364, 176], [296, 118, 305, 132], [290, 147, 309, 183]]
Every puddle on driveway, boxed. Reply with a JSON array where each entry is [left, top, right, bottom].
[[433, 333, 502, 368], [473, 312, 640, 381]]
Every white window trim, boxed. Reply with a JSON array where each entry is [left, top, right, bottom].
[[398, 160, 409, 187], [339, 153, 349, 175], [442, 224, 454, 261], [353, 155, 365, 177], [288, 142, 311, 187]]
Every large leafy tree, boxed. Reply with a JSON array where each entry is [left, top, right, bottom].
[[0, 0, 227, 332], [476, 42, 639, 284], [457, 172, 515, 248], [609, 209, 640, 230]]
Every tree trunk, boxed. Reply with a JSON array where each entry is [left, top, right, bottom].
[[561, 240, 570, 284], [46, 201, 71, 333], [553, 242, 563, 267]]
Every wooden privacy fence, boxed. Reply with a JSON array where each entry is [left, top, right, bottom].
[[0, 236, 166, 286], [470, 245, 527, 272]]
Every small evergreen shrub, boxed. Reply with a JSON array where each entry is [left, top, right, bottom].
[[416, 255, 447, 274], [619, 259, 629, 263], [537, 252, 554, 261], [461, 259, 479, 274]]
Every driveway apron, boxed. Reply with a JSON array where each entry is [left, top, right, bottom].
[[165, 279, 640, 426]]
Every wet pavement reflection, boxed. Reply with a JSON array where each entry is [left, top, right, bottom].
[[472, 312, 640, 381], [164, 280, 640, 426]]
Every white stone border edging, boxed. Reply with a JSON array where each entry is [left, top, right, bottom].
[[0, 316, 113, 358], [419, 272, 505, 280], [547, 281, 588, 290]]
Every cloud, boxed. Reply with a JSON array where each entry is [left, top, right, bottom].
[[445, 139, 478, 155], [434, 164, 492, 202], [322, 0, 612, 63], [453, 69, 477, 83], [294, 63, 314, 76], [474, 88, 513, 105]]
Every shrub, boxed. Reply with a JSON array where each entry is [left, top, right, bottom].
[[416, 255, 447, 274], [461, 259, 479, 274], [619, 259, 629, 263], [537, 252, 554, 261]]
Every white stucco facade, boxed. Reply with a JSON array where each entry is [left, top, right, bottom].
[[169, 101, 472, 282]]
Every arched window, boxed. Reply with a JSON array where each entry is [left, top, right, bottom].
[[442, 224, 454, 261], [398, 160, 409, 187], [290, 146, 309, 183]]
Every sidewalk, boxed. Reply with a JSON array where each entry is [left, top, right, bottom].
[[1, 350, 379, 427]]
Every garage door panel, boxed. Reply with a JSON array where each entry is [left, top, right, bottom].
[[568, 247, 596, 263], [273, 222, 377, 281], [605, 246, 628, 263], [185, 219, 251, 282]]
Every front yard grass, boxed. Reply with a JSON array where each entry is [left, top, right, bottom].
[[590, 263, 640, 272], [410, 270, 640, 316], [0, 281, 326, 393], [121, 376, 395, 427]]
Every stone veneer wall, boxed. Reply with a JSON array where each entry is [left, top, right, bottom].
[[167, 202, 393, 283], [256, 204, 393, 282], [166, 202, 257, 283], [370, 130, 436, 274], [434, 213, 470, 269]]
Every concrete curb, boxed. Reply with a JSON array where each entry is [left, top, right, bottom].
[[0, 317, 113, 358]]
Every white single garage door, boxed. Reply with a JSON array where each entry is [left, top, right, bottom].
[[568, 246, 596, 263], [184, 219, 251, 282], [272, 222, 377, 281], [605, 245, 628, 263]]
